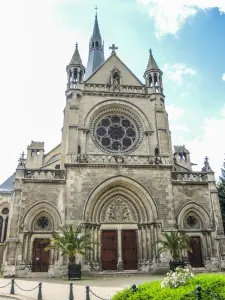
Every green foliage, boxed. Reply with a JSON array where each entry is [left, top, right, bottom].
[[157, 231, 192, 260], [45, 224, 94, 264], [112, 274, 225, 300]]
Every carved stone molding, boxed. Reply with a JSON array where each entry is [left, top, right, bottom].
[[101, 198, 138, 223]]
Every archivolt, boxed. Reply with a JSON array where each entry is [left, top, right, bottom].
[[84, 99, 152, 131], [177, 202, 211, 229], [83, 175, 158, 224], [22, 201, 62, 231]]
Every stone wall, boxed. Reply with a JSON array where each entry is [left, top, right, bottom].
[[65, 166, 175, 228]]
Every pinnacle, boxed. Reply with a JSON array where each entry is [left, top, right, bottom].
[[69, 42, 83, 65], [146, 48, 160, 71]]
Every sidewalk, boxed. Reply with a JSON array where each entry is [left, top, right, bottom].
[[0, 279, 123, 300], [0, 275, 163, 300]]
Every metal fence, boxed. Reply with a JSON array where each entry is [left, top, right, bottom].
[[0, 279, 111, 300], [0, 280, 224, 300]]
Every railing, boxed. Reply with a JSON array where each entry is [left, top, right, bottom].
[[84, 83, 148, 94], [0, 279, 112, 300], [172, 171, 208, 182], [67, 154, 173, 166], [0, 279, 42, 300], [1, 280, 223, 300], [24, 169, 66, 180]]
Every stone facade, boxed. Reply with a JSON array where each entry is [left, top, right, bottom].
[[1, 14, 225, 277]]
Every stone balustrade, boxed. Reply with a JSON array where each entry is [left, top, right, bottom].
[[84, 84, 147, 94], [171, 171, 208, 182], [24, 169, 65, 180], [66, 154, 172, 166]]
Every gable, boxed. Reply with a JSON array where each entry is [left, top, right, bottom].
[[85, 54, 143, 87]]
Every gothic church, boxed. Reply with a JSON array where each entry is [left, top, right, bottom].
[[0, 12, 225, 277]]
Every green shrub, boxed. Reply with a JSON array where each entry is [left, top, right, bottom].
[[112, 274, 225, 300]]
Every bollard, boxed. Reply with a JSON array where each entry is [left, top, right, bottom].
[[131, 284, 137, 293], [85, 286, 90, 300], [10, 278, 15, 295], [196, 286, 202, 300], [69, 282, 74, 300], [37, 282, 43, 300]]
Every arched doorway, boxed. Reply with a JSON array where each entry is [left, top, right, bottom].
[[177, 203, 211, 268], [83, 176, 158, 271]]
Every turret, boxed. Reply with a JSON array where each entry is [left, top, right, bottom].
[[144, 49, 163, 94], [26, 141, 44, 169], [66, 43, 85, 90]]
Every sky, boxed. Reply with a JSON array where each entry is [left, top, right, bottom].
[[0, 0, 225, 183]]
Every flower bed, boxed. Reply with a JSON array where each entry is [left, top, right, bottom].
[[112, 274, 225, 300]]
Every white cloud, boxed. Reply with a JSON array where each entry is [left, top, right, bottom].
[[170, 124, 191, 132], [0, 0, 90, 183], [186, 111, 225, 179], [166, 104, 184, 120], [222, 73, 225, 81], [163, 63, 196, 85], [137, 0, 225, 37], [167, 104, 190, 132]]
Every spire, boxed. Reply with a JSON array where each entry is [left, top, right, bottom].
[[85, 9, 105, 79], [145, 49, 160, 72], [93, 9, 101, 38], [69, 42, 83, 66]]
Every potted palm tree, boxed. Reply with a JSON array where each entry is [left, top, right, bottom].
[[157, 231, 192, 271], [45, 224, 94, 280]]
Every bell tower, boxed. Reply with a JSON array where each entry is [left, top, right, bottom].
[[144, 49, 172, 159]]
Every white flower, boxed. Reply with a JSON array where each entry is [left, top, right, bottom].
[[161, 267, 194, 288]]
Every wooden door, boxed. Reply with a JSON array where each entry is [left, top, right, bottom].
[[122, 230, 137, 270], [101, 231, 117, 270], [188, 236, 203, 267], [32, 239, 50, 272]]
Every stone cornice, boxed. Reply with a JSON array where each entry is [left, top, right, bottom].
[[65, 163, 173, 169]]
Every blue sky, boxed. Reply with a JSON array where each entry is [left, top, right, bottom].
[[0, 0, 225, 183]]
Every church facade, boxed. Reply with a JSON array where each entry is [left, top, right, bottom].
[[0, 13, 225, 277]]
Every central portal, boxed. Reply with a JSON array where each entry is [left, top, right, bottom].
[[101, 229, 137, 271]]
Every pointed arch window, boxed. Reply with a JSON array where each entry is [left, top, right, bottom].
[[0, 208, 9, 243]]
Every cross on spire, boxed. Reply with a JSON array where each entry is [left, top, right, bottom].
[[95, 5, 98, 16], [109, 44, 118, 54]]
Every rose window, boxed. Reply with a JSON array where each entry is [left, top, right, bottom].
[[94, 115, 138, 152], [185, 215, 200, 229]]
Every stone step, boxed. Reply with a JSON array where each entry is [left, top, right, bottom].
[[30, 272, 48, 278]]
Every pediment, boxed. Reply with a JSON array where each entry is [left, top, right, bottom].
[[85, 53, 143, 87]]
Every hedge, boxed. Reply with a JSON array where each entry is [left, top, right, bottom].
[[112, 274, 225, 300]]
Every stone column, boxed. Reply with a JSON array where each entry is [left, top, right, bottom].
[[147, 225, 151, 260], [138, 226, 142, 260], [203, 231, 209, 259], [207, 232, 212, 258], [117, 228, 123, 271], [153, 224, 158, 261], [141, 226, 147, 260], [98, 227, 101, 268], [150, 225, 156, 261]]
